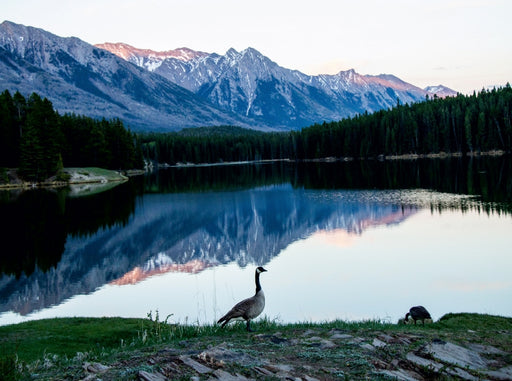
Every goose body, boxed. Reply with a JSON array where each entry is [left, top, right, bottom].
[[405, 306, 431, 325], [217, 266, 267, 331]]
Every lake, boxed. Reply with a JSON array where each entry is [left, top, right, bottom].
[[1, 157, 511, 326]]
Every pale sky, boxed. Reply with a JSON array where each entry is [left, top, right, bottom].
[[2, 0, 511, 94]]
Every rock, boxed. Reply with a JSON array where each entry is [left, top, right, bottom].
[[302, 329, 318, 337], [360, 343, 375, 351], [307, 336, 336, 349], [320, 367, 344, 376], [253, 333, 288, 344], [330, 333, 353, 340], [377, 333, 395, 343], [349, 337, 365, 344], [82, 362, 110, 374], [445, 367, 478, 381], [303, 376, 320, 381], [265, 364, 294, 373], [467, 343, 507, 355], [138, 370, 167, 381], [379, 369, 423, 381], [199, 346, 262, 367], [209, 369, 252, 380], [484, 365, 512, 380], [424, 341, 488, 370], [407, 352, 480, 380], [179, 355, 213, 374], [406, 352, 443, 372], [252, 366, 274, 376], [372, 338, 387, 348]]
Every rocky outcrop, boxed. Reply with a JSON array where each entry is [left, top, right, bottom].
[[77, 328, 512, 380]]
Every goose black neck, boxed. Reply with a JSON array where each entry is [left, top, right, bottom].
[[255, 270, 262, 293]]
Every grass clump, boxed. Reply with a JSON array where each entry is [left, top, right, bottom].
[[0, 354, 20, 381]]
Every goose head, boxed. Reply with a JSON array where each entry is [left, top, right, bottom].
[[256, 266, 267, 274]]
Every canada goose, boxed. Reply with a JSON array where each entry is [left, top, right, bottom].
[[217, 266, 267, 332], [404, 306, 431, 325]]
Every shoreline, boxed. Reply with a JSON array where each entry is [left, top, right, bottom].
[[1, 313, 511, 380], [1, 150, 507, 189], [0, 167, 144, 191], [159, 149, 508, 168]]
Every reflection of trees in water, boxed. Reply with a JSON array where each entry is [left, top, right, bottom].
[[0, 181, 141, 278], [0, 156, 510, 278], [293, 156, 511, 206], [152, 156, 512, 212], [0, 190, 66, 278]]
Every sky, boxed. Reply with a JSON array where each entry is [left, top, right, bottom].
[[2, 0, 511, 94]]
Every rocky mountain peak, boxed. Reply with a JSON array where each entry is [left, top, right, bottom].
[[95, 42, 209, 62], [424, 84, 458, 98]]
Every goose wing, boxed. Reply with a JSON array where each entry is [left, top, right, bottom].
[[218, 296, 256, 323]]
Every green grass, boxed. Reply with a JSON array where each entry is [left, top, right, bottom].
[[64, 167, 127, 180], [0, 317, 147, 363]]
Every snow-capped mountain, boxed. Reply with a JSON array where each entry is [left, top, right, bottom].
[[95, 42, 209, 70], [98, 43, 455, 129], [0, 21, 258, 131], [424, 85, 458, 98]]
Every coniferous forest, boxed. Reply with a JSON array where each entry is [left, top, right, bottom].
[[0, 90, 144, 182], [140, 85, 512, 164], [1, 86, 511, 183]]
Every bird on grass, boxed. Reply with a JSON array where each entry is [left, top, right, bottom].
[[404, 305, 432, 325], [217, 266, 267, 332]]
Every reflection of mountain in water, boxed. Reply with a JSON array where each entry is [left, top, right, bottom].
[[0, 185, 417, 315]]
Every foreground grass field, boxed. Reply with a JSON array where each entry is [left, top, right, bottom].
[[1, 313, 511, 380]]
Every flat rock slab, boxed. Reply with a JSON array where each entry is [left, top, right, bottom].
[[485, 365, 512, 380], [138, 370, 167, 381], [208, 369, 253, 381], [406, 352, 444, 372], [424, 341, 488, 370], [379, 369, 422, 381], [330, 333, 353, 340], [179, 355, 213, 374]]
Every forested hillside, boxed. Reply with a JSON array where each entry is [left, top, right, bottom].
[[141, 85, 512, 164], [0, 90, 143, 182], [2, 86, 510, 182]]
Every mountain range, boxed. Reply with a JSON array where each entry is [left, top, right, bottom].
[[1, 21, 457, 131], [0, 21, 253, 131], [98, 42, 457, 130]]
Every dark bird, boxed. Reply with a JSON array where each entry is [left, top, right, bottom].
[[217, 266, 267, 332], [404, 306, 432, 325]]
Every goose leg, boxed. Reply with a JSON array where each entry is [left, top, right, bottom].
[[246, 320, 253, 332]]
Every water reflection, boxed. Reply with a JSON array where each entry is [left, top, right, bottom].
[[0, 156, 511, 325]]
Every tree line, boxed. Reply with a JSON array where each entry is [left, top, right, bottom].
[[2, 85, 510, 180], [0, 90, 143, 182], [140, 85, 512, 164]]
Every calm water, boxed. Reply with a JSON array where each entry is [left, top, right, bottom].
[[1, 157, 511, 326]]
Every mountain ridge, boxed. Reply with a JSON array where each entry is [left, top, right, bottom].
[[0, 20, 262, 131], [97, 42, 458, 129], [0, 20, 458, 131]]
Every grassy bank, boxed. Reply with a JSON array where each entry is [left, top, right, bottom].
[[0, 167, 130, 190], [1, 313, 511, 380]]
